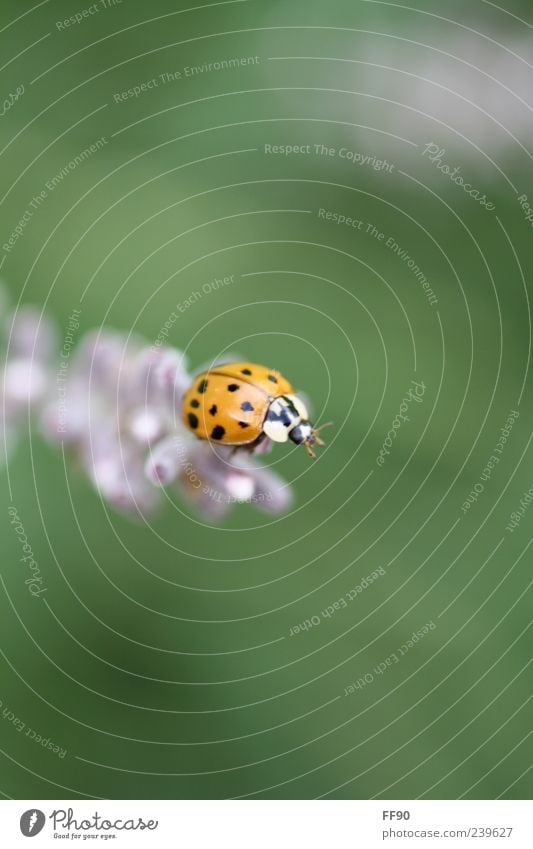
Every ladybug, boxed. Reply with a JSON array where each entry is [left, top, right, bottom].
[[182, 361, 331, 458]]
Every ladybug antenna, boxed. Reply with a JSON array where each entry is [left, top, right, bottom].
[[305, 421, 333, 458], [313, 421, 333, 445]]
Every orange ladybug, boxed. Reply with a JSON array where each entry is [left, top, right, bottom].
[[182, 362, 330, 458]]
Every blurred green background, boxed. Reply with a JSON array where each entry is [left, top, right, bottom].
[[0, 0, 531, 799]]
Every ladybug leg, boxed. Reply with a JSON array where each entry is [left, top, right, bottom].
[[228, 435, 270, 457], [249, 433, 273, 454], [304, 441, 317, 459]]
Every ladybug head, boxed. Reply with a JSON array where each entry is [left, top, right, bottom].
[[263, 395, 332, 459], [289, 420, 333, 459]]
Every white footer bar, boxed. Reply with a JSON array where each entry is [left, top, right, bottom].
[[0, 800, 529, 847]]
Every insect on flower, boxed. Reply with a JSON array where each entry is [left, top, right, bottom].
[[0, 283, 314, 519], [182, 362, 332, 459]]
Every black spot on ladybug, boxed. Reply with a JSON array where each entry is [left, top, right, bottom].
[[211, 425, 225, 440], [241, 368, 252, 375], [197, 379, 208, 393], [238, 421, 250, 428], [284, 396, 299, 415], [267, 374, 278, 383], [190, 399, 200, 408], [188, 413, 199, 429], [267, 407, 292, 426], [209, 404, 217, 416], [241, 401, 254, 412], [227, 383, 240, 392]]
